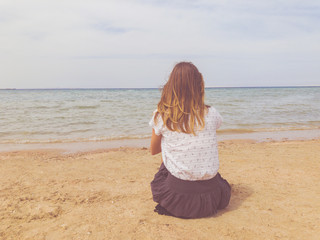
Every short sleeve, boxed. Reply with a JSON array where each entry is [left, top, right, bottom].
[[210, 107, 223, 129], [149, 110, 164, 136], [215, 110, 223, 129]]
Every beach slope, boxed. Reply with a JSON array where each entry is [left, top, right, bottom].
[[0, 140, 319, 240]]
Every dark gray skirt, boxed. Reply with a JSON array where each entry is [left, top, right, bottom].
[[151, 163, 231, 219]]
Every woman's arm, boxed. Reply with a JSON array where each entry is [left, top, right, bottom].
[[150, 129, 162, 155]]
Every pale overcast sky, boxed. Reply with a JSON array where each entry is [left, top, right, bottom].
[[1, 0, 320, 88]]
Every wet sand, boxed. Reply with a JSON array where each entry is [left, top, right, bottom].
[[1, 128, 320, 153], [0, 139, 320, 239]]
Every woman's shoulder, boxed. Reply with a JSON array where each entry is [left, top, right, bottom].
[[206, 105, 219, 115], [205, 105, 223, 128], [152, 109, 164, 122], [206, 106, 222, 120]]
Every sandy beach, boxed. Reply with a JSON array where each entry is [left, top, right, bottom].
[[1, 139, 320, 240]]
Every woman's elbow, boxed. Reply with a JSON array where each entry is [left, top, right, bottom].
[[150, 146, 161, 155], [150, 148, 158, 155], [150, 131, 162, 155]]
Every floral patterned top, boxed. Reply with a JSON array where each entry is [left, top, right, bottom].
[[149, 107, 222, 181]]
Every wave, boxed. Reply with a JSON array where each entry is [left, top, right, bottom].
[[64, 121, 96, 126], [0, 130, 58, 136], [74, 105, 100, 109], [0, 134, 151, 144], [218, 125, 320, 134], [2, 125, 320, 145], [217, 129, 255, 134]]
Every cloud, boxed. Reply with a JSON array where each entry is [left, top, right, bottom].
[[92, 23, 132, 34], [0, 0, 319, 88]]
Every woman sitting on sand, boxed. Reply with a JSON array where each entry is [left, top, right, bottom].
[[149, 62, 231, 219]]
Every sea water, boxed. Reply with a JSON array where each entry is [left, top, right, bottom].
[[0, 87, 319, 144]]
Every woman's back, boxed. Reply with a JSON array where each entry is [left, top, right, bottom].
[[150, 106, 222, 180], [149, 62, 231, 218]]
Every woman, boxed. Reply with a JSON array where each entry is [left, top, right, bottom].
[[149, 62, 231, 219]]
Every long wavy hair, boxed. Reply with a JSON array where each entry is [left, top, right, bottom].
[[155, 62, 206, 135]]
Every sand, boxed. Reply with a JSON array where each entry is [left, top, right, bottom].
[[0, 139, 320, 240]]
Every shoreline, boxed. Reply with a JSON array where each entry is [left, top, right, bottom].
[[1, 129, 320, 153], [1, 85, 320, 90]]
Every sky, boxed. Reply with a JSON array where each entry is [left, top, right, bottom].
[[1, 0, 320, 88]]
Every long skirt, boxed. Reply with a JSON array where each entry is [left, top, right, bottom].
[[151, 163, 231, 219]]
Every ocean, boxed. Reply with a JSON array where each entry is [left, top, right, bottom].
[[0, 87, 319, 144]]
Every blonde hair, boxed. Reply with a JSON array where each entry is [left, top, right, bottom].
[[155, 62, 206, 135]]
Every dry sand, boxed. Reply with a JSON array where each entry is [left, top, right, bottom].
[[0, 139, 319, 240]]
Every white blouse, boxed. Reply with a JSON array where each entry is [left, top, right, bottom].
[[149, 107, 222, 181]]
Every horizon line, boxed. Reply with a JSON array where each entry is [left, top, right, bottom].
[[1, 85, 320, 90]]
